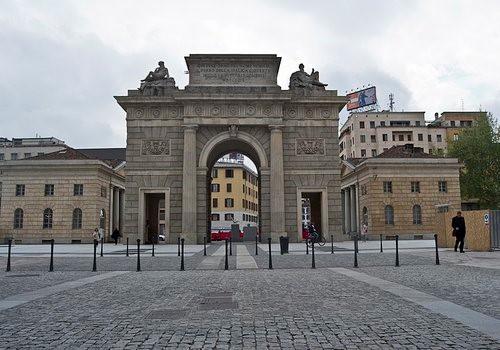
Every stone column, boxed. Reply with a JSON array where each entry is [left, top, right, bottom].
[[182, 125, 198, 240], [113, 187, 120, 232], [344, 187, 351, 233], [119, 189, 124, 233], [269, 125, 286, 238], [355, 183, 360, 233], [341, 189, 345, 234], [350, 185, 357, 233]]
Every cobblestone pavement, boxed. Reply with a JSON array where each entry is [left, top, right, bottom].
[[0, 242, 499, 349]]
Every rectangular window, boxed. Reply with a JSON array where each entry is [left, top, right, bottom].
[[407, 134, 412, 141], [225, 169, 234, 178], [450, 121, 456, 127], [74, 184, 84, 196], [243, 171, 247, 180], [24, 153, 31, 158], [16, 184, 25, 196], [398, 135, 404, 141], [418, 134, 423, 141], [415, 121, 421, 126], [101, 186, 107, 198], [211, 214, 220, 221], [211, 169, 218, 178], [360, 135, 366, 143], [359, 121, 365, 129], [437, 135, 443, 142], [225, 213, 234, 221], [370, 121, 375, 128], [411, 181, 420, 193], [212, 198, 218, 208], [37, 152, 44, 156], [380, 121, 386, 126], [361, 149, 366, 157], [453, 134, 459, 141], [382, 134, 388, 141], [226, 184, 232, 192], [211, 184, 220, 192], [438, 181, 447, 193], [0, 153, 4, 161], [11, 153, 18, 160], [225, 198, 234, 207], [428, 135, 432, 142], [371, 149, 377, 157], [383, 181, 392, 193], [44, 184, 54, 196], [370, 135, 376, 143], [392, 134, 396, 141]]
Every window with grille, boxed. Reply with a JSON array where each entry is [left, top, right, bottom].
[[383, 181, 392, 193], [74, 184, 84, 196], [412, 205, 422, 225], [44, 184, 54, 196], [438, 181, 447, 192], [72, 208, 82, 229], [211, 184, 220, 192], [212, 198, 218, 208], [226, 183, 232, 192], [225, 198, 234, 207], [13, 208, 23, 229], [384, 205, 394, 225], [225, 169, 234, 178], [43, 208, 53, 229], [360, 135, 366, 143], [15, 184, 25, 196], [225, 213, 234, 221], [411, 181, 420, 193]]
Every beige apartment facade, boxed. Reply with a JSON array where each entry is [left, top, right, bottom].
[[0, 148, 125, 243], [0, 137, 67, 161], [341, 145, 462, 239], [116, 54, 347, 244]]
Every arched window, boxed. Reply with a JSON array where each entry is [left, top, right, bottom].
[[362, 207, 368, 225], [43, 208, 53, 229], [413, 204, 422, 225], [72, 208, 82, 229], [13, 208, 23, 229], [384, 205, 394, 225]]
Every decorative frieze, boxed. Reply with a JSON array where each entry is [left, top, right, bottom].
[[296, 138, 325, 155], [184, 103, 281, 118], [284, 106, 334, 119], [141, 140, 170, 155], [129, 107, 182, 120]]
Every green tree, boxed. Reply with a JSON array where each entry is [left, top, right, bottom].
[[448, 113, 500, 209]]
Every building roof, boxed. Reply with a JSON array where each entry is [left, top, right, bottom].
[[78, 148, 126, 167], [374, 144, 439, 159], [25, 147, 125, 168]]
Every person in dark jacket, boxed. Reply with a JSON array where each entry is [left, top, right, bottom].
[[451, 211, 466, 253], [111, 228, 120, 245]]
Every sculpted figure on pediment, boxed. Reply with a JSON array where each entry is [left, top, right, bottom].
[[139, 61, 177, 96], [289, 63, 327, 90]]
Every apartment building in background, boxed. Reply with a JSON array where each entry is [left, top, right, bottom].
[[210, 154, 259, 234], [339, 111, 486, 159], [0, 137, 67, 161]]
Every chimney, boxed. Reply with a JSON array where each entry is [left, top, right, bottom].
[[434, 112, 439, 120]]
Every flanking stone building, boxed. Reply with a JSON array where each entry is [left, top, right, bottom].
[[0, 148, 125, 243], [341, 144, 462, 239], [115, 54, 347, 244]]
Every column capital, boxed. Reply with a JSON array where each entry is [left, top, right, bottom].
[[268, 124, 284, 132]]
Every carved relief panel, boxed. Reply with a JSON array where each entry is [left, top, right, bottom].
[[141, 140, 170, 155], [296, 138, 325, 155]]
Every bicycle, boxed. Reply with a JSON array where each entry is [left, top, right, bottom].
[[306, 231, 326, 247]]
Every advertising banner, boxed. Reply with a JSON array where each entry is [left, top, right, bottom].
[[347, 86, 377, 111]]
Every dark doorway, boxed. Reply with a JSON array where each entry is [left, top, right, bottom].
[[302, 192, 322, 233], [144, 193, 165, 244]]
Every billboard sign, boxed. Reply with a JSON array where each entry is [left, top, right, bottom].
[[347, 86, 377, 111]]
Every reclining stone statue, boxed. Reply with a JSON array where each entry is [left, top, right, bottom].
[[139, 61, 176, 95], [289, 63, 327, 90]]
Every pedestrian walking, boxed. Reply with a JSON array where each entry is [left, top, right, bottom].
[[452, 211, 466, 253], [111, 228, 121, 245], [92, 228, 99, 245], [361, 223, 368, 242]]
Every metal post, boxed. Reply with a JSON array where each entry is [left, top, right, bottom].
[[203, 235, 207, 256], [136, 239, 141, 272], [331, 234, 334, 254], [434, 234, 440, 265], [100, 237, 103, 257], [92, 240, 97, 272], [49, 239, 54, 272], [395, 235, 400, 267], [177, 237, 180, 257], [152, 240, 155, 257], [354, 236, 358, 268], [229, 237, 232, 256], [306, 240, 309, 255], [6, 238, 12, 272], [180, 238, 185, 271], [224, 239, 229, 270], [126, 237, 129, 257], [268, 237, 273, 270], [280, 236, 283, 255], [380, 234, 383, 253], [255, 234, 258, 256], [312, 240, 316, 269]]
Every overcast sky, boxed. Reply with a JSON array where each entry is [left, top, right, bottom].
[[1, 0, 499, 148]]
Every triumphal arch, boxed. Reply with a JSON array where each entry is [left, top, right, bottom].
[[116, 54, 346, 244]]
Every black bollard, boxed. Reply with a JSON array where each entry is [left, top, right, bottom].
[[395, 235, 400, 267], [268, 237, 273, 270], [180, 238, 185, 271], [152, 240, 155, 257], [136, 239, 141, 272], [177, 237, 180, 257], [126, 237, 129, 257], [306, 239, 309, 255], [312, 240, 316, 269], [6, 238, 12, 272], [354, 236, 358, 268], [229, 237, 232, 256], [434, 234, 440, 265], [280, 236, 283, 255], [331, 234, 334, 254], [100, 237, 103, 257], [92, 239, 97, 272], [224, 239, 229, 270], [255, 234, 258, 256], [380, 234, 383, 253], [49, 239, 54, 272], [203, 235, 207, 256]]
